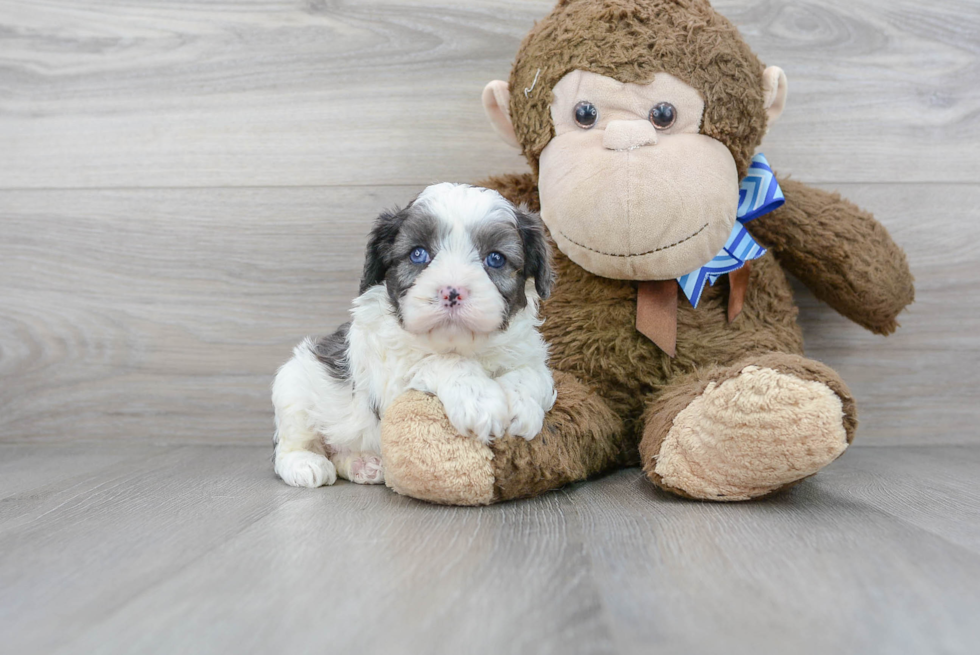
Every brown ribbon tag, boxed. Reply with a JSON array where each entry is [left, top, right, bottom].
[[636, 266, 751, 357], [727, 262, 751, 323], [636, 280, 678, 358]]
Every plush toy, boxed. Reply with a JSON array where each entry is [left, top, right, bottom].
[[379, 0, 914, 505]]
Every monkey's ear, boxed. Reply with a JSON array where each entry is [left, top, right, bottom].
[[763, 66, 788, 126], [515, 208, 555, 300], [359, 208, 404, 295], [482, 81, 521, 150]]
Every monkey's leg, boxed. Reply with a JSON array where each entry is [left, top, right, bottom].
[[380, 371, 625, 505], [639, 353, 857, 501]]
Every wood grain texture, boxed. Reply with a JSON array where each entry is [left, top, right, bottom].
[[575, 452, 980, 655], [0, 185, 414, 443], [1, 444, 978, 654], [1, 0, 978, 188], [2, 183, 976, 445]]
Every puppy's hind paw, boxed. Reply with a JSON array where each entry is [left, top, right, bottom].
[[349, 454, 385, 485], [276, 451, 337, 488]]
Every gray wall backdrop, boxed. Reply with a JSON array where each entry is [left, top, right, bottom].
[[1, 0, 978, 445]]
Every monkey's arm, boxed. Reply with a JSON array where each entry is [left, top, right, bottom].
[[749, 177, 914, 335]]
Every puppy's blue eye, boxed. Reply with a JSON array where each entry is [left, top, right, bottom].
[[485, 252, 506, 269], [409, 247, 430, 265]]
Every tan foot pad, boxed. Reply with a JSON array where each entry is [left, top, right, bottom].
[[655, 366, 848, 501], [381, 391, 496, 506]]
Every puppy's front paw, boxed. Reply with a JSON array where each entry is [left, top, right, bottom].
[[440, 378, 510, 444], [504, 392, 546, 440], [275, 451, 337, 488], [497, 373, 552, 440]]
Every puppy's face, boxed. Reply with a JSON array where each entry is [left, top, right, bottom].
[[360, 183, 553, 337]]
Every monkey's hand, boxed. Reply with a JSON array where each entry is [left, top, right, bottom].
[[748, 177, 914, 335]]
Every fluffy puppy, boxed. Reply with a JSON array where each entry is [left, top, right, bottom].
[[272, 183, 557, 488]]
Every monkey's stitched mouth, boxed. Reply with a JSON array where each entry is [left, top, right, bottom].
[[556, 223, 709, 258]]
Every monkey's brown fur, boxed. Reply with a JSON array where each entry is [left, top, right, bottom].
[[380, 0, 914, 504]]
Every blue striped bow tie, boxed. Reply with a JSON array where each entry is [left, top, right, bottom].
[[676, 153, 784, 307]]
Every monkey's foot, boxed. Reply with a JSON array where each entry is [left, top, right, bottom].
[[640, 354, 856, 501]]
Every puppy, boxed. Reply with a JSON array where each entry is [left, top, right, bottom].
[[272, 183, 556, 488]]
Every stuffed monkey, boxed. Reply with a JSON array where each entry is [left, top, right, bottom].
[[379, 0, 914, 504]]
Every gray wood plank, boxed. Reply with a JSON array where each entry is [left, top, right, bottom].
[[1, 0, 977, 189], [0, 443, 151, 498], [1, 183, 977, 445], [0, 444, 613, 655], [817, 446, 980, 555], [572, 458, 980, 655], [0, 185, 417, 444], [0, 445, 297, 654], [1, 444, 978, 655]]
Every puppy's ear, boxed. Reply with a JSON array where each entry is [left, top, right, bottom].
[[359, 208, 405, 295], [515, 207, 555, 300]]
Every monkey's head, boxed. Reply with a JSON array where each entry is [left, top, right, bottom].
[[482, 0, 788, 281]]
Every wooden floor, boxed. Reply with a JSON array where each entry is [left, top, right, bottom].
[[1, 443, 979, 654]]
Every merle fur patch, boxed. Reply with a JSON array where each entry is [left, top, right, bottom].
[[470, 206, 554, 324], [514, 207, 555, 300], [312, 322, 351, 380], [360, 203, 447, 322]]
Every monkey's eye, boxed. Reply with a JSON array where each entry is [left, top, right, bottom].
[[649, 102, 677, 130], [409, 247, 430, 265], [573, 101, 598, 129], [484, 252, 506, 269]]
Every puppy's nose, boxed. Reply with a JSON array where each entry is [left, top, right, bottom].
[[603, 120, 659, 151], [439, 286, 468, 308]]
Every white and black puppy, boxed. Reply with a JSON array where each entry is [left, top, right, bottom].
[[272, 183, 556, 488]]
